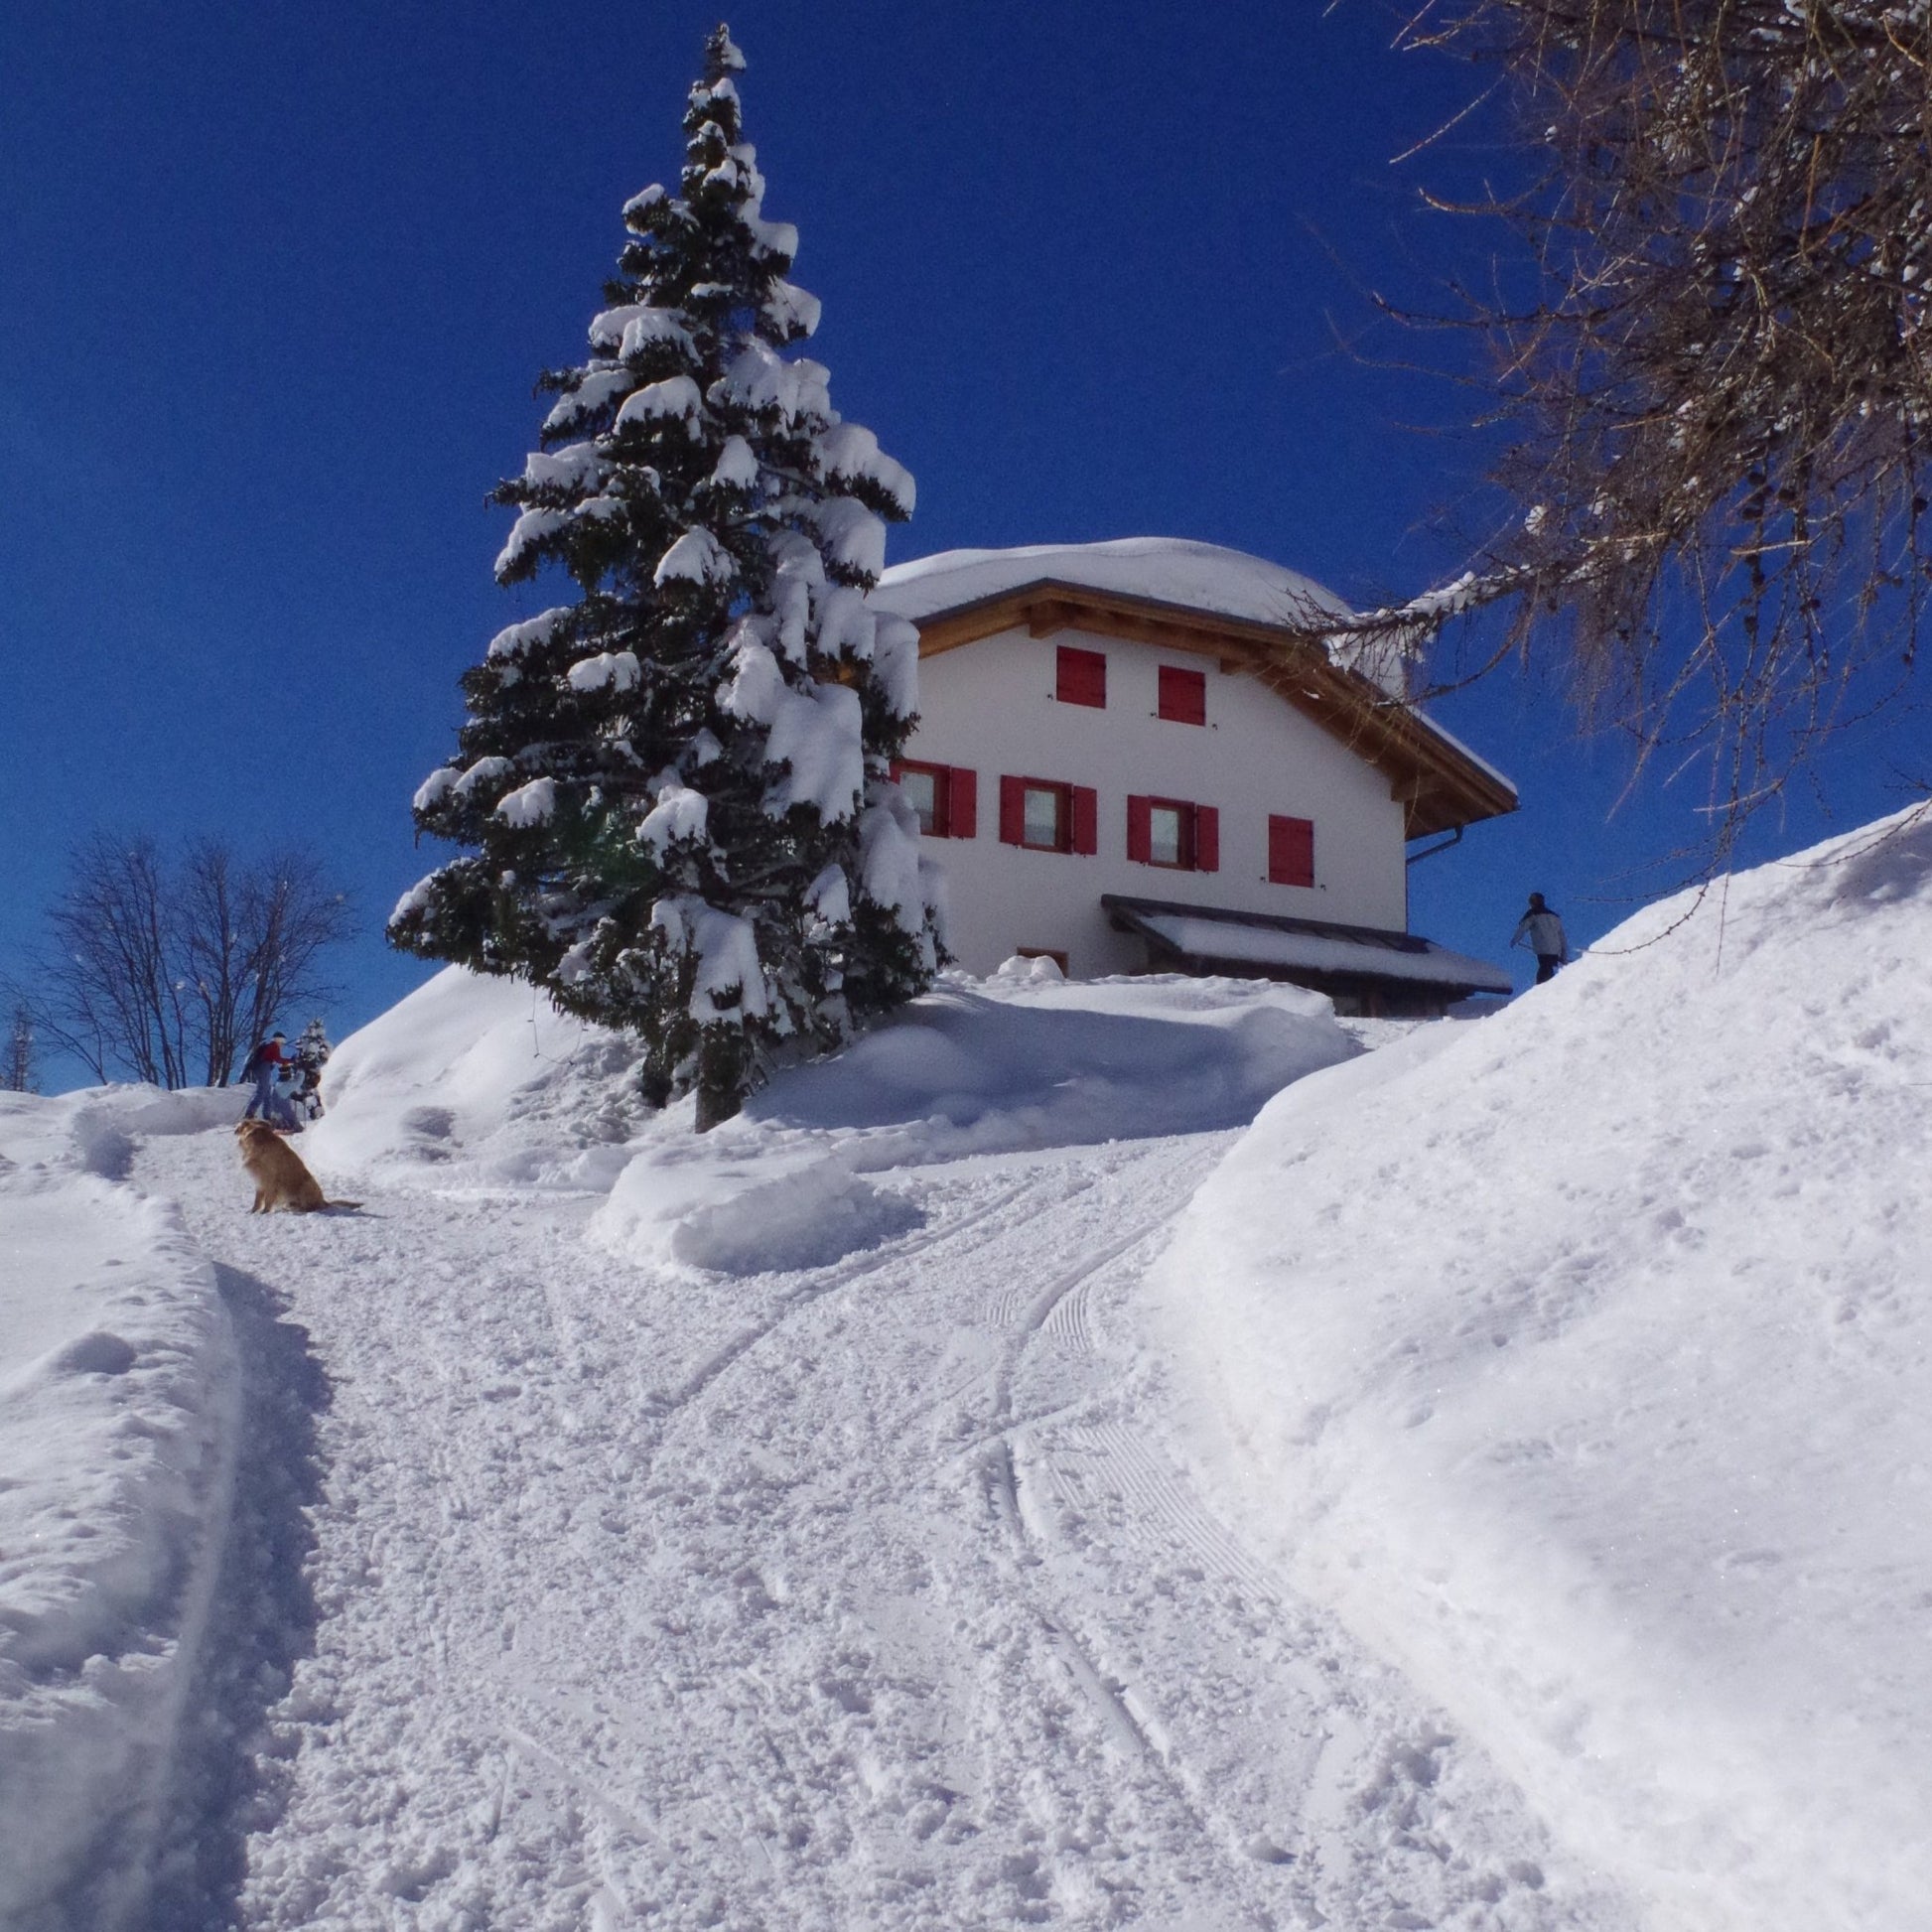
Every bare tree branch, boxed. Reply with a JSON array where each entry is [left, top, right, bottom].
[[25, 835, 354, 1089], [1362, 0, 1932, 862]]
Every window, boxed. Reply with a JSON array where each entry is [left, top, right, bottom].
[[1023, 783, 1062, 849], [1157, 665, 1206, 726], [1148, 803, 1188, 867], [892, 759, 977, 839], [999, 775, 1098, 854], [1127, 795, 1219, 872], [1055, 645, 1107, 708], [1268, 814, 1314, 888], [897, 764, 940, 833]]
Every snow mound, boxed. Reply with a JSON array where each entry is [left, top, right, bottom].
[[303, 967, 645, 1191], [1155, 805, 1932, 1932], [313, 965, 1356, 1276], [0, 1092, 238, 1930], [595, 972, 1352, 1273], [671, 1166, 923, 1275], [753, 972, 1346, 1143]]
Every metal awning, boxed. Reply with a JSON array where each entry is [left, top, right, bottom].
[[1102, 895, 1512, 998]]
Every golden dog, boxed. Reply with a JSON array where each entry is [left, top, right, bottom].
[[234, 1119, 359, 1213]]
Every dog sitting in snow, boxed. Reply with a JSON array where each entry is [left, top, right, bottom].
[[234, 1118, 358, 1213]]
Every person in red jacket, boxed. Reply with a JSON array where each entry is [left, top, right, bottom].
[[242, 1031, 293, 1125]]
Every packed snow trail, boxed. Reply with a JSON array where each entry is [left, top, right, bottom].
[[128, 1117, 1620, 1931]]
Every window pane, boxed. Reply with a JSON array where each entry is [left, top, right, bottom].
[[900, 767, 938, 835], [1023, 784, 1061, 848], [1149, 804, 1183, 866]]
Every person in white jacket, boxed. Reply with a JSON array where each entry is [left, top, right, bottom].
[[1511, 893, 1570, 984]]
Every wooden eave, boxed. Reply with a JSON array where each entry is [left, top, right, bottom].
[[903, 579, 1518, 841]]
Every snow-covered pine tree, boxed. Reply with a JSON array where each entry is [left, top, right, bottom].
[[392, 25, 936, 1131], [295, 1016, 332, 1072]]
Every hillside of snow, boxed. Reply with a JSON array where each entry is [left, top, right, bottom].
[[0, 1087, 241, 1931], [1156, 804, 1932, 1931], [2, 812, 1928, 1930]]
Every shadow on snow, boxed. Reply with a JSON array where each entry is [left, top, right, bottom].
[[142, 1265, 332, 1930]]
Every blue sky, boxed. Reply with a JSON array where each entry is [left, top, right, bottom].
[[3, 2, 1920, 1084]]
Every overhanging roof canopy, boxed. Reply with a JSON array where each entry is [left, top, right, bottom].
[[873, 540, 1518, 841], [1104, 895, 1513, 997]]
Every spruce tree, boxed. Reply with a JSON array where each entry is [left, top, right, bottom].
[[392, 25, 937, 1130]]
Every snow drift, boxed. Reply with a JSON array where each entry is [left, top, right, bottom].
[[312, 960, 1359, 1275], [303, 966, 643, 1192], [1156, 806, 1932, 1932], [0, 1087, 243, 1931]]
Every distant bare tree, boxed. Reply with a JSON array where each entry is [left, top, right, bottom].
[[3, 1004, 34, 1093], [31, 834, 353, 1088], [174, 841, 352, 1086], [1358, 0, 1932, 856], [39, 835, 191, 1087]]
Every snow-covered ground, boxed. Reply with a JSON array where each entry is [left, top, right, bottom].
[[2, 807, 1928, 1929], [1157, 806, 1932, 1930], [0, 1086, 241, 1932]]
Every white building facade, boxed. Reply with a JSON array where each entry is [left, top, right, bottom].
[[872, 540, 1518, 1014]]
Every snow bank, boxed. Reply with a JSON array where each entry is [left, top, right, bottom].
[[598, 968, 1355, 1271], [303, 967, 645, 1192], [312, 964, 1357, 1276], [0, 1089, 240, 1930], [754, 968, 1348, 1144], [670, 1164, 923, 1274], [1155, 806, 1932, 1932]]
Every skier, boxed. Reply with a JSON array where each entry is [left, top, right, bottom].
[[241, 1031, 299, 1128], [1511, 893, 1570, 985]]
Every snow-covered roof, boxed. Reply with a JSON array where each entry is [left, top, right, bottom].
[[871, 538, 1519, 839], [873, 537, 1352, 632], [1105, 897, 1513, 996]]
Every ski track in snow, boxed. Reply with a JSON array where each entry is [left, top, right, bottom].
[[126, 1125, 1626, 1932]]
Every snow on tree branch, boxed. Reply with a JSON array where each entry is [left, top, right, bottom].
[[392, 24, 937, 1130]]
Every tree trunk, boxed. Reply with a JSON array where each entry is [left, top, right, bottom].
[[693, 1068, 743, 1134], [693, 1035, 745, 1133]]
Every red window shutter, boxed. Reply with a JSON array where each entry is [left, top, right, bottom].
[[1070, 785, 1098, 855], [999, 775, 1026, 846], [1126, 794, 1152, 863], [1269, 814, 1314, 888], [1056, 645, 1107, 708], [948, 766, 977, 840], [1193, 805, 1219, 873], [1159, 665, 1206, 726]]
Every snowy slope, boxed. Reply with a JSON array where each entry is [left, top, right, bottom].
[[5, 963, 1639, 1929], [15, 811, 1928, 1931], [1156, 805, 1932, 1932], [109, 963, 1616, 1931], [0, 1087, 242, 1931]]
